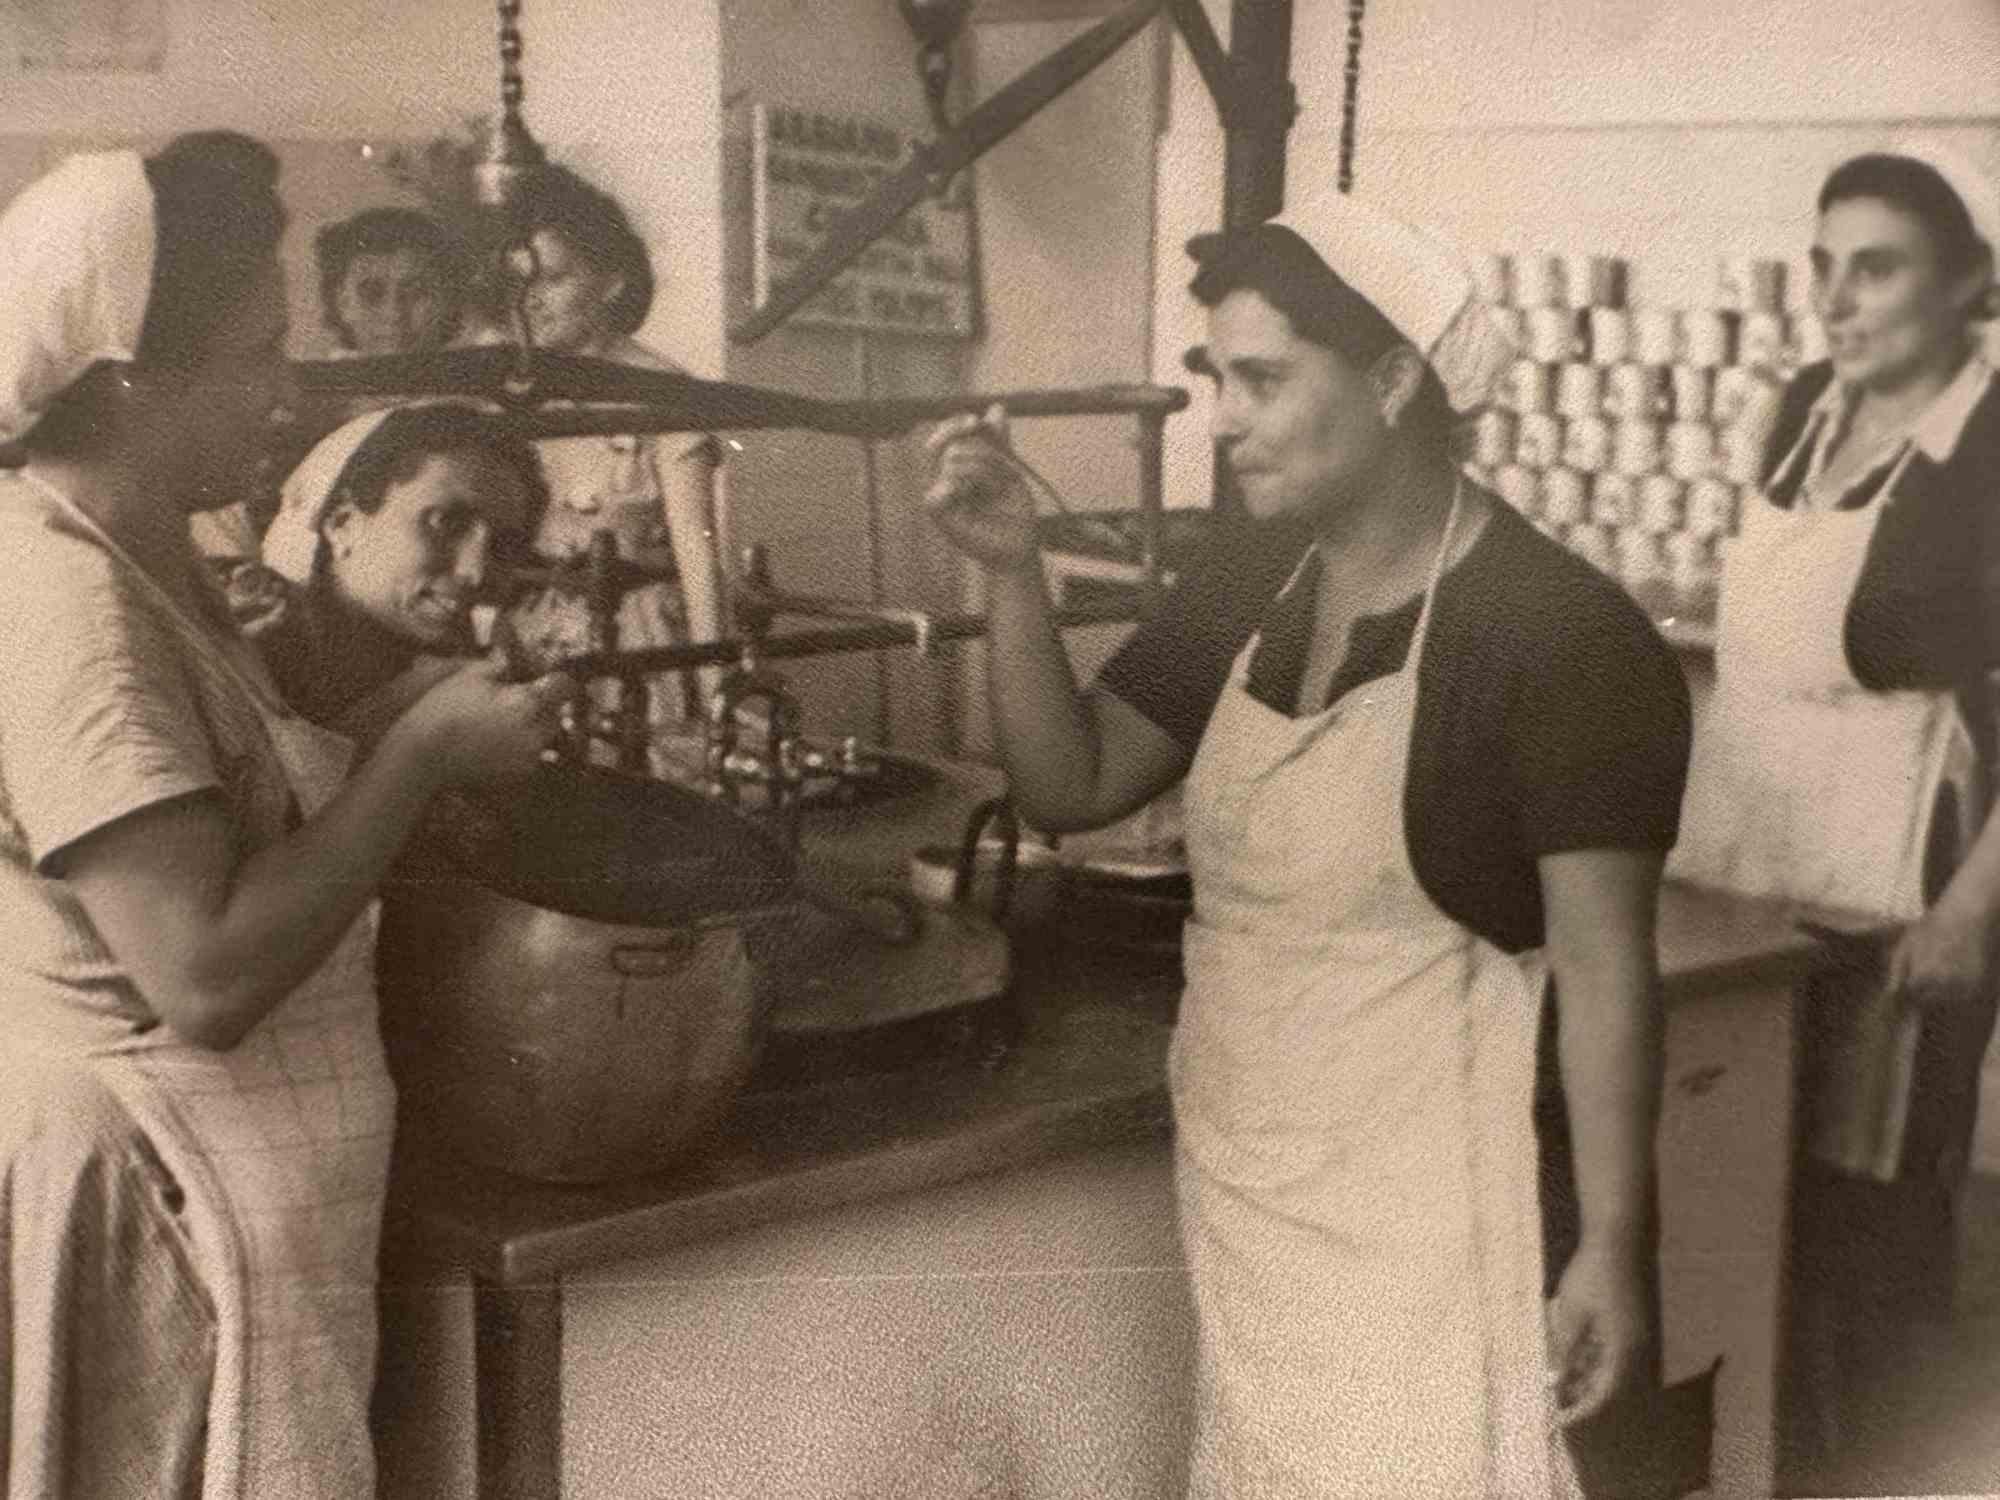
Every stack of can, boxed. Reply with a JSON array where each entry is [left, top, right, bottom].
[[1459, 242, 1820, 625]]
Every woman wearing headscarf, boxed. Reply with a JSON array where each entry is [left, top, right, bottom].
[[239, 400, 548, 742], [1671, 145, 2000, 1487], [498, 165, 727, 763], [926, 192, 1691, 1497], [0, 136, 569, 1498]]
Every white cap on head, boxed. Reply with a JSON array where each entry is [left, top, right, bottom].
[[0, 152, 156, 443], [1197, 188, 1518, 411], [261, 406, 403, 583]]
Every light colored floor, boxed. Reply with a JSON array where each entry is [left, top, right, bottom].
[[1816, 1173, 2000, 1497]]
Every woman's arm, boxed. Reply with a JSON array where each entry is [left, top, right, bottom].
[[329, 654, 464, 753], [1539, 846, 1667, 1421], [983, 565, 1191, 831], [59, 654, 567, 1052], [926, 410, 1189, 830], [1890, 796, 2000, 1009]]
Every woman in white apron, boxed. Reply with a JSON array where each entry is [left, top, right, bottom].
[[0, 139, 570, 1498], [926, 191, 1693, 1496], [1671, 146, 2000, 1491]]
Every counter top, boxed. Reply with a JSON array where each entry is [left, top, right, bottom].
[[382, 758, 1822, 1289]]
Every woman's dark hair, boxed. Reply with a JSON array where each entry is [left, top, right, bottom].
[[318, 403, 550, 575], [515, 166, 655, 337], [1821, 154, 1989, 280], [139, 131, 287, 366], [314, 207, 464, 349], [25, 131, 286, 456], [1186, 222, 1460, 460]]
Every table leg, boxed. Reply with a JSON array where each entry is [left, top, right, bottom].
[[473, 1276, 563, 1500]]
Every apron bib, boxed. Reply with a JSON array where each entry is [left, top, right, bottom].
[[1172, 493, 1579, 1499], [31, 480, 395, 1500], [1670, 427, 1988, 1182], [1671, 440, 1976, 921]]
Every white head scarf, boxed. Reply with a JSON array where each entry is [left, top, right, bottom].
[[261, 406, 402, 583], [0, 152, 156, 443], [1194, 190, 1517, 411], [261, 399, 502, 583]]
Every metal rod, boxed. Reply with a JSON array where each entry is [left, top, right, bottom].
[[292, 347, 849, 427], [1210, 0, 1296, 517], [730, 0, 1165, 345], [286, 380, 1186, 444], [857, 335, 891, 744], [828, 382, 1188, 434], [1163, 0, 1234, 124], [1221, 0, 1295, 230], [1136, 410, 1167, 589], [556, 601, 1144, 679]]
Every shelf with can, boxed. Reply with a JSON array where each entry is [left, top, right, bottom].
[[1463, 250, 1812, 643]]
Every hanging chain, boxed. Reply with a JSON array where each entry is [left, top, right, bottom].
[[497, 0, 526, 123], [489, 0, 541, 377], [1337, 0, 1367, 195]]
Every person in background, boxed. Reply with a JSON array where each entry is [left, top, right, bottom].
[[315, 205, 464, 359], [1672, 146, 2000, 1490], [500, 165, 728, 768], [0, 135, 569, 1499], [233, 400, 548, 744], [925, 189, 1691, 1496], [190, 207, 469, 569]]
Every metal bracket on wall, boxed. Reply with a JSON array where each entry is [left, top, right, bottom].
[[729, 0, 1166, 345], [1160, 0, 1297, 142]]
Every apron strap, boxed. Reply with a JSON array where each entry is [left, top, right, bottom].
[[1406, 476, 1465, 674]]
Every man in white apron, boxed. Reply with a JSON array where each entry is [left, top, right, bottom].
[[926, 188, 1699, 1496], [1670, 144, 2000, 1490]]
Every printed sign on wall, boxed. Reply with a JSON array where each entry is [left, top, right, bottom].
[[11, 0, 167, 71], [751, 102, 979, 340]]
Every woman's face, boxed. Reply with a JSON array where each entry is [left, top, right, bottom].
[[322, 449, 531, 646], [510, 228, 623, 353], [1811, 195, 1982, 394], [1201, 288, 1387, 526], [334, 247, 450, 355]]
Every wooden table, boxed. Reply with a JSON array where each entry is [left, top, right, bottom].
[[379, 772, 1822, 1500], [377, 933, 1182, 1500]]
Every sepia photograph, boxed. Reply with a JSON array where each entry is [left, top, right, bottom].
[[0, 1, 1997, 1496]]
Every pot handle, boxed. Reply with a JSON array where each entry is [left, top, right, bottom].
[[956, 796, 1020, 919], [610, 931, 700, 977]]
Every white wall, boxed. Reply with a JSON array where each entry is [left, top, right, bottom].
[[376, 1140, 1194, 1500], [1151, 0, 2000, 506], [955, 15, 1166, 758], [714, 3, 1164, 757], [717, 0, 975, 752], [0, 1, 725, 372]]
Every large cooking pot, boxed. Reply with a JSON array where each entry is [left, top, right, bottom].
[[378, 762, 802, 1184]]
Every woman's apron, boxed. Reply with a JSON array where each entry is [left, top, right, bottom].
[[1171, 494, 1580, 1499], [1670, 434, 1977, 924], [36, 487, 396, 1499], [1669, 430, 1986, 1182], [1674, 392, 1999, 1482]]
